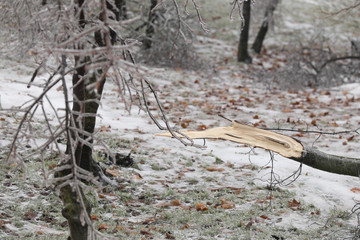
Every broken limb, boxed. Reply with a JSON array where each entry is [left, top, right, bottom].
[[157, 121, 360, 177]]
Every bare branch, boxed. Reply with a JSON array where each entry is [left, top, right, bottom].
[[322, 1, 360, 16]]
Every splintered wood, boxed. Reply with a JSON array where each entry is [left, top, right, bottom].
[[157, 121, 304, 158]]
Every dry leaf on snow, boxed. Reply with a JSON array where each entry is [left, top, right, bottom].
[[196, 203, 208, 211]]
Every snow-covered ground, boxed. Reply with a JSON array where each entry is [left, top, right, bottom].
[[1, 44, 360, 239], [1, 0, 360, 239]]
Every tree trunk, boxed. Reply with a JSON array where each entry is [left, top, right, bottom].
[[57, 1, 108, 239], [158, 121, 360, 177], [252, 0, 278, 54], [60, 185, 91, 240], [70, 57, 105, 173], [60, 55, 106, 240], [115, 0, 127, 20], [106, 0, 127, 21], [143, 0, 158, 49], [252, 22, 268, 54], [57, 1, 92, 239], [237, 0, 252, 63]]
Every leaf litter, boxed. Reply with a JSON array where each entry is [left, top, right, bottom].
[[1, 52, 360, 239], [1, 1, 360, 239]]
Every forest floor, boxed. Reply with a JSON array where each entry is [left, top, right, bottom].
[[1, 0, 360, 239]]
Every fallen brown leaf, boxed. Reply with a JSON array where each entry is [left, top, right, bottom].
[[99, 125, 111, 132], [106, 169, 120, 177], [245, 220, 253, 229], [171, 200, 181, 206], [165, 231, 175, 239], [288, 199, 301, 210], [347, 135, 355, 142], [196, 203, 208, 211], [205, 166, 224, 172], [351, 187, 360, 193], [221, 199, 235, 209], [197, 124, 208, 131], [181, 224, 190, 230], [23, 210, 37, 220], [130, 173, 143, 180], [98, 223, 111, 231], [140, 228, 152, 236]]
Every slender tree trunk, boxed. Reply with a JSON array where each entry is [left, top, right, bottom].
[[57, 1, 92, 239], [60, 55, 106, 240], [106, 0, 127, 20], [115, 0, 127, 20], [70, 58, 106, 173], [252, 0, 278, 54], [237, 0, 252, 63], [57, 60, 93, 240], [57, 1, 108, 239], [143, 0, 158, 49]]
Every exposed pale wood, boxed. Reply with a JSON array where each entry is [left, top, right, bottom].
[[158, 121, 304, 158], [157, 121, 360, 177]]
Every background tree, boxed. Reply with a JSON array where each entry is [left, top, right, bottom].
[[115, 0, 127, 20], [143, 0, 159, 49], [252, 0, 279, 54], [237, 0, 252, 63], [136, 0, 207, 69], [106, 0, 127, 21]]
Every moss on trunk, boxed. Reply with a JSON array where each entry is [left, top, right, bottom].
[[60, 185, 91, 240]]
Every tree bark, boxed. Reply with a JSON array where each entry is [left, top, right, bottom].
[[291, 146, 360, 177], [158, 121, 360, 177], [60, 185, 91, 240], [252, 0, 278, 54], [59, 62, 105, 240], [106, 0, 127, 21], [57, 2, 92, 239], [57, 1, 109, 239], [115, 0, 127, 20], [143, 0, 158, 49], [237, 0, 252, 63], [70, 57, 106, 173]]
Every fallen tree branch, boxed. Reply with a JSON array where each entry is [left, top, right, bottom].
[[297, 146, 360, 177], [157, 121, 360, 177]]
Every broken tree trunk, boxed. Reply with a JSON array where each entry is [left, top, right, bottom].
[[157, 121, 360, 177]]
